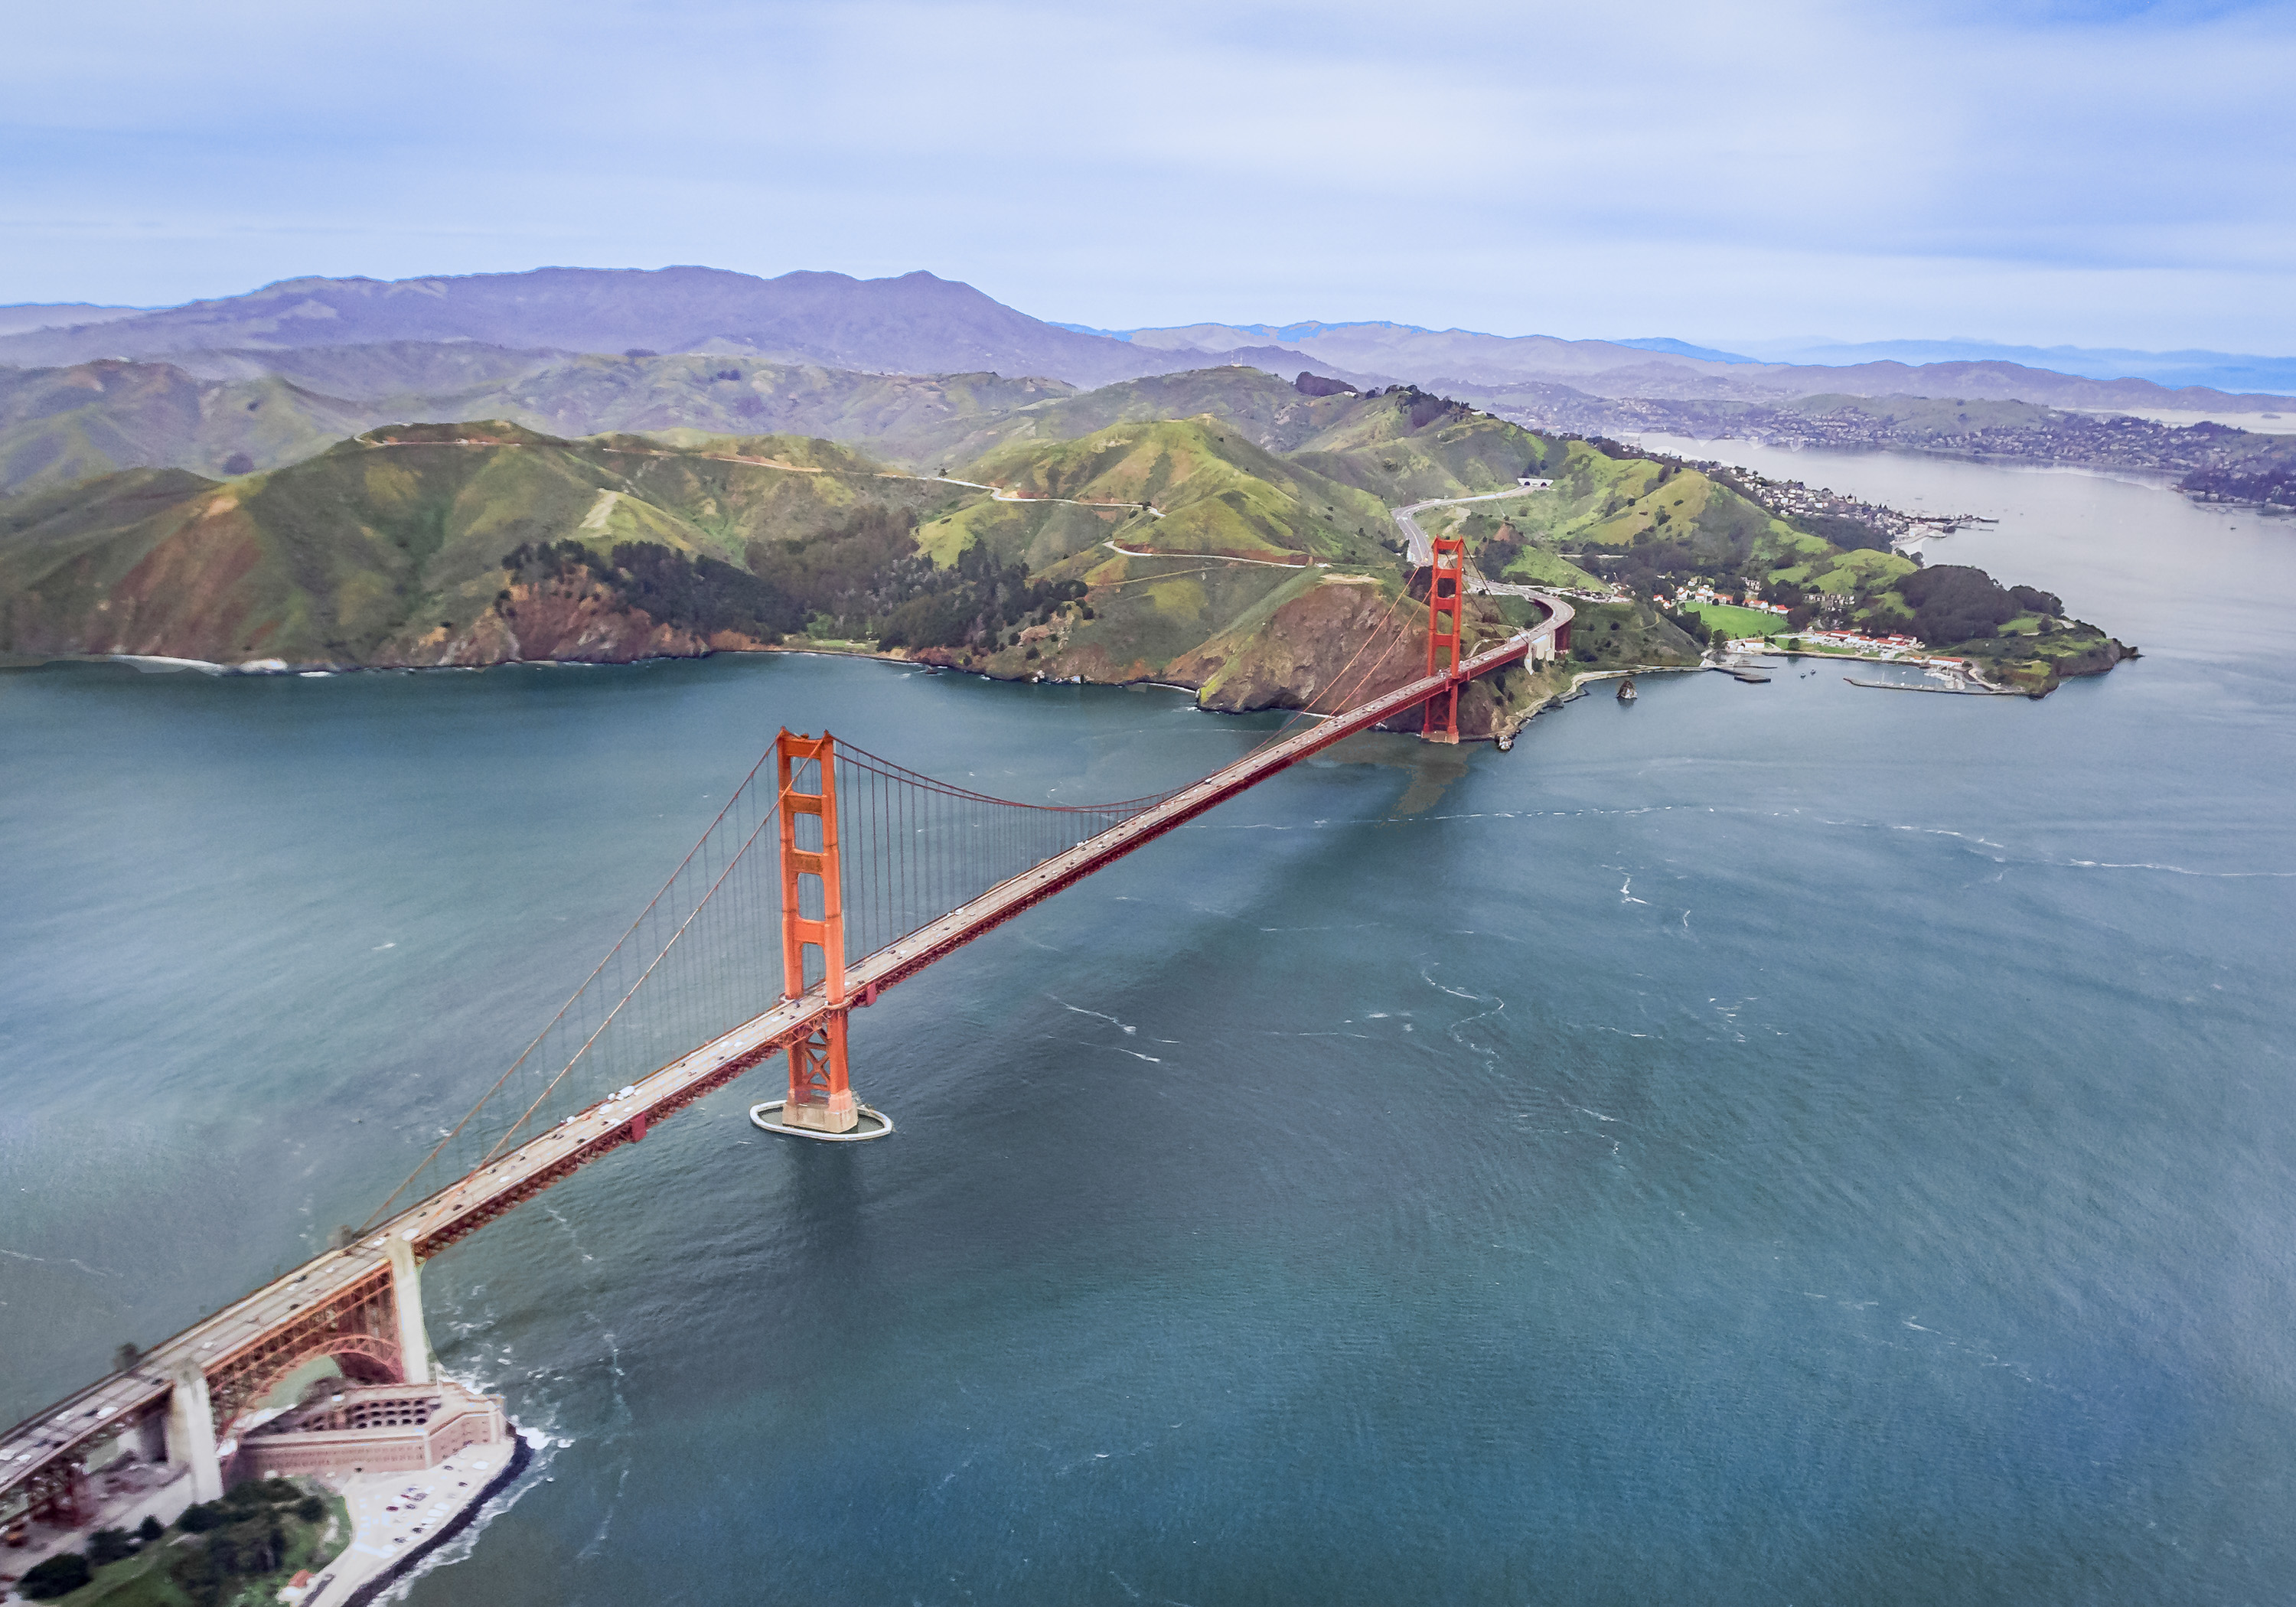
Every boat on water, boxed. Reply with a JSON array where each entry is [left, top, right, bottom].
[[1616, 676, 1638, 703]]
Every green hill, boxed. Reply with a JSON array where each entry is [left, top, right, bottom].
[[0, 423, 966, 665], [0, 376, 2129, 702], [0, 354, 1078, 499], [0, 361, 375, 496], [930, 419, 1394, 568]]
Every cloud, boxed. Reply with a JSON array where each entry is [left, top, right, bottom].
[[1, 0, 2291, 347]]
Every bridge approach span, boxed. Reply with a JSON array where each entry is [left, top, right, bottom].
[[2, 598, 1565, 1521]]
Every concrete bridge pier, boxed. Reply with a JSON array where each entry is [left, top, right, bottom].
[[135, 1400, 168, 1467], [165, 1363, 223, 1504], [387, 1234, 433, 1385]]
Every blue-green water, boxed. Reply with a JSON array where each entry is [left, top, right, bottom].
[[5, 453, 2294, 1603]]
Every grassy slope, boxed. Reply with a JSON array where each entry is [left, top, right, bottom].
[[0, 355, 1075, 497], [930, 388, 1632, 720], [415, 357, 1075, 468], [1414, 500, 1607, 589], [917, 367, 1355, 465], [0, 422, 956, 662], [1029, 549, 1306, 684], [945, 419, 1394, 566], [0, 363, 376, 496], [1687, 601, 1791, 640], [1287, 393, 1553, 501]]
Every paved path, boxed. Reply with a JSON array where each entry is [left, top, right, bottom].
[[925, 475, 1163, 517], [1103, 542, 1315, 569]]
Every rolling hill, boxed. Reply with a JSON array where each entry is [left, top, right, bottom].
[[0, 423, 959, 666], [0, 373, 2129, 704], [0, 354, 1080, 497]]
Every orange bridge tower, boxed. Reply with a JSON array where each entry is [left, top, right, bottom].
[[1423, 536, 1466, 743], [776, 730, 861, 1133]]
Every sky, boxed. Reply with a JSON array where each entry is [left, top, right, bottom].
[[3, 0, 2294, 351]]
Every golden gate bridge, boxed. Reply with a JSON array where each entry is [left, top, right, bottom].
[[2, 541, 1570, 1530]]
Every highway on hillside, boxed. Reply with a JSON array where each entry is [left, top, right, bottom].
[[1391, 488, 1609, 609]]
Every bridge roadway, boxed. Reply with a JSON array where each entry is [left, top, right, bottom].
[[1, 613, 1566, 1504]]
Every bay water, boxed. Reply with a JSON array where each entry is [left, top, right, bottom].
[[4, 446, 2294, 1603]]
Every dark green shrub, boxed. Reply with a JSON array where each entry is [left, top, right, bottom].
[[206, 1515, 285, 1577], [89, 1526, 134, 1564], [139, 1513, 165, 1542], [21, 1552, 90, 1599], [295, 1495, 325, 1522], [876, 592, 975, 650], [170, 1543, 223, 1607], [178, 1499, 226, 1532]]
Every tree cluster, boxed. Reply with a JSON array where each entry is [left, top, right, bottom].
[[744, 507, 932, 634], [23, 1478, 322, 1604], [611, 543, 804, 641], [1374, 384, 1469, 432], [1600, 537, 1752, 599], [876, 540, 1086, 651], [169, 1477, 324, 1607], [1478, 521, 1526, 576], [1792, 511, 1893, 553], [503, 509, 1089, 650], [1893, 563, 2021, 644], [18, 1516, 171, 1596], [1657, 602, 1712, 645], [18, 1552, 90, 1599], [501, 539, 804, 642]]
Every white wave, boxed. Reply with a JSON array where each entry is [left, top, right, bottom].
[[109, 654, 224, 674], [1052, 996, 1137, 1035], [2064, 859, 2296, 877]]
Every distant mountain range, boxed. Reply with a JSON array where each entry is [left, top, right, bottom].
[[2, 268, 2290, 430], [1724, 337, 2296, 394], [1081, 321, 2296, 413], [0, 303, 146, 337], [0, 269, 1348, 393]]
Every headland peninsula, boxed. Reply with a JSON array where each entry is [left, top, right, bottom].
[[0, 367, 2131, 724]]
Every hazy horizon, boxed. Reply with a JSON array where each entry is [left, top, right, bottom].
[[8, 266, 2296, 375]]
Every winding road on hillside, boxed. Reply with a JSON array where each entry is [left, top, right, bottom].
[[925, 474, 1163, 517], [1391, 487, 1615, 605]]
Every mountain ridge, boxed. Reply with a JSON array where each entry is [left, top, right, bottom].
[[0, 267, 1322, 392], [6, 266, 2287, 415]]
